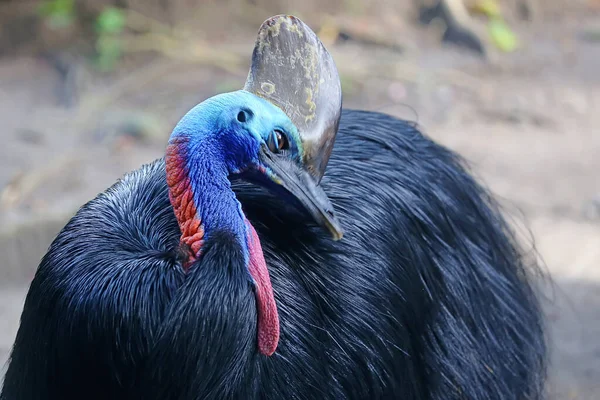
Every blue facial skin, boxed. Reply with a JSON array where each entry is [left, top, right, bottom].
[[170, 90, 303, 175]]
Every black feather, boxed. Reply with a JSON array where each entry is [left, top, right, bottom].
[[1, 110, 546, 400]]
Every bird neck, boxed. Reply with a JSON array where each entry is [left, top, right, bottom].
[[166, 135, 246, 265], [165, 134, 280, 356]]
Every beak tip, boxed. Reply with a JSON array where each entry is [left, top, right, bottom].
[[330, 226, 344, 241]]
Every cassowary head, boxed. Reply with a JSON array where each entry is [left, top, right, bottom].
[[169, 90, 342, 241], [165, 15, 342, 356]]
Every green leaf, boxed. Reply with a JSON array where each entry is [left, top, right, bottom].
[[488, 18, 518, 52], [96, 7, 126, 35]]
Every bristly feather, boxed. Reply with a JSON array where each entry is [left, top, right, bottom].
[[1, 110, 546, 400]]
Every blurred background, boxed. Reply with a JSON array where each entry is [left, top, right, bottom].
[[0, 0, 598, 398]]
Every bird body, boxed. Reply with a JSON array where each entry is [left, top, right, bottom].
[[1, 109, 545, 400]]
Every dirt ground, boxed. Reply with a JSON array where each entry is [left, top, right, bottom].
[[0, 3, 599, 398]]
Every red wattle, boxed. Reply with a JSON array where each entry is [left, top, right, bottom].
[[166, 138, 205, 268], [245, 220, 280, 356]]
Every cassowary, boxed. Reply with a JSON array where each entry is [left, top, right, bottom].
[[1, 15, 545, 400]]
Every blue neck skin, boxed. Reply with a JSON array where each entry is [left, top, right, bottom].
[[183, 136, 248, 254]]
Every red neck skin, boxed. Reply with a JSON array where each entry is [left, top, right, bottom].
[[166, 138, 204, 268], [165, 137, 280, 356]]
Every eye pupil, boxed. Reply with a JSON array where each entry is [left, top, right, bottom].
[[275, 131, 283, 150], [269, 130, 289, 153], [237, 111, 248, 123]]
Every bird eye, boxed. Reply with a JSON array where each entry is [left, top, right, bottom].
[[267, 130, 289, 153]]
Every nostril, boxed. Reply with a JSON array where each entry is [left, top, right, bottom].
[[237, 111, 248, 123]]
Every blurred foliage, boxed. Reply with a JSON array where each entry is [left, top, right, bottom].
[[38, 0, 127, 71], [38, 0, 75, 30], [470, 0, 518, 52], [95, 8, 126, 71], [470, 0, 501, 18], [488, 17, 518, 52], [96, 8, 126, 35], [33, 0, 524, 72]]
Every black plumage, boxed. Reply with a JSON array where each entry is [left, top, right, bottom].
[[1, 110, 545, 400]]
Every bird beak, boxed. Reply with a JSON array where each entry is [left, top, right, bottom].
[[258, 145, 343, 241], [244, 15, 343, 240]]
